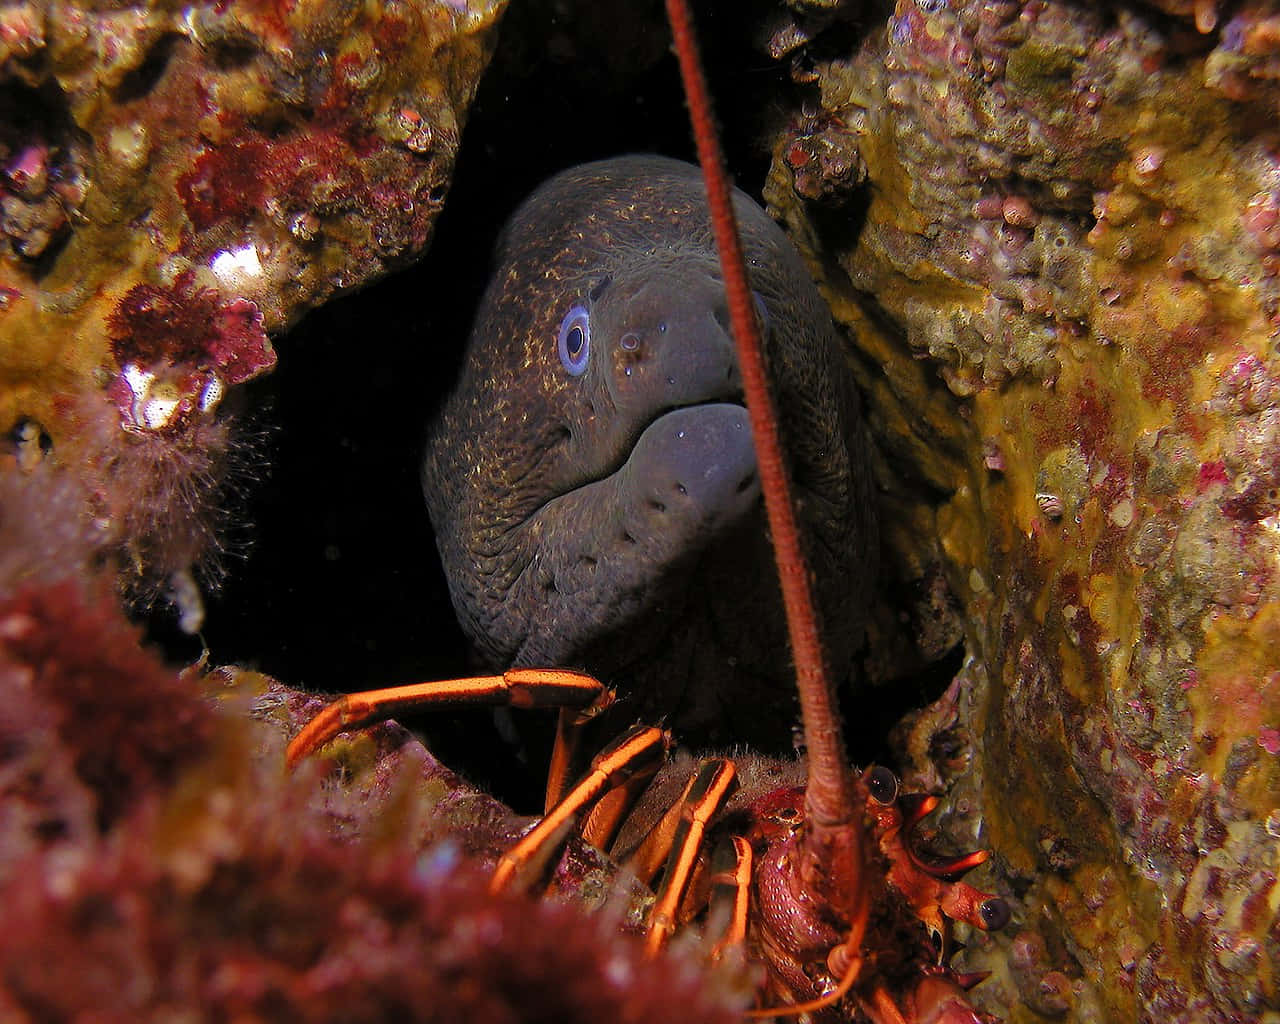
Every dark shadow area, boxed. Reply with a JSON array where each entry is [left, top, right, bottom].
[[199, 0, 792, 806]]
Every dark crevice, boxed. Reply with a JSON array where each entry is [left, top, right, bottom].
[[112, 34, 182, 104], [846, 639, 966, 772], [199, 0, 928, 808]]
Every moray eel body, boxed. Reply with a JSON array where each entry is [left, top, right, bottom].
[[423, 156, 875, 751]]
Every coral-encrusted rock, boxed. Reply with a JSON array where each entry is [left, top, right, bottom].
[[0, 0, 503, 602], [763, 1, 1280, 1021], [0, 579, 748, 1022]]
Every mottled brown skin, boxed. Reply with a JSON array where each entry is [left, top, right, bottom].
[[422, 156, 875, 751]]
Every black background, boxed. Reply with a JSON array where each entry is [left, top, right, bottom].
[[195, 1, 792, 806]]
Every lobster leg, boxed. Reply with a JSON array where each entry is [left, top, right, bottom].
[[284, 667, 612, 778], [708, 836, 753, 958], [624, 759, 732, 886], [641, 758, 738, 954], [580, 767, 661, 851], [491, 724, 670, 892], [545, 709, 577, 813]]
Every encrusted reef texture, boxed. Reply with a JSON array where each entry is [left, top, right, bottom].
[[0, 574, 746, 1022], [0, 0, 502, 600], [765, 1, 1280, 1021]]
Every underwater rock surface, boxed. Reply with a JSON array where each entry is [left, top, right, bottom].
[[4, 1, 1279, 1020], [0, 0, 502, 601], [764, 1, 1280, 1021], [0, 578, 747, 1021]]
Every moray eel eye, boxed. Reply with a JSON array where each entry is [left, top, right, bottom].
[[557, 304, 590, 376]]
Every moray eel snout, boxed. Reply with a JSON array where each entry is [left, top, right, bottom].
[[577, 400, 758, 572], [590, 263, 743, 410], [423, 155, 874, 748]]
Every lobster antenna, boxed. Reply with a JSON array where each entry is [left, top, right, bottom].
[[664, 0, 855, 829]]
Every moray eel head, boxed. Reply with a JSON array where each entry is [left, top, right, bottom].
[[423, 156, 873, 749]]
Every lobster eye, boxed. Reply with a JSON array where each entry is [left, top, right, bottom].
[[979, 897, 1011, 930], [866, 765, 899, 805], [557, 305, 590, 376]]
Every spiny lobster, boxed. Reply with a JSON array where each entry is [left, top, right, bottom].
[[287, 3, 1010, 1020]]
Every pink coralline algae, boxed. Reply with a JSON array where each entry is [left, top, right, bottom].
[[0, 88, 88, 261], [0, 0, 504, 603], [107, 270, 274, 432], [1259, 726, 1280, 754], [0, 581, 218, 837], [763, 0, 1280, 1021]]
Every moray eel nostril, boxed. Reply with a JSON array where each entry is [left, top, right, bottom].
[[421, 155, 877, 751]]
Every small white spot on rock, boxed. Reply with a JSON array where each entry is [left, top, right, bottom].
[[122, 362, 154, 399], [142, 393, 181, 430], [211, 243, 262, 285], [199, 374, 224, 413], [1110, 498, 1135, 528]]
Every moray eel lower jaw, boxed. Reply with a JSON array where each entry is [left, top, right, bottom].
[[513, 399, 759, 666], [620, 399, 759, 544]]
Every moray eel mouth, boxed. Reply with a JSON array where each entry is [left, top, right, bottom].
[[567, 259, 760, 538], [520, 394, 760, 666]]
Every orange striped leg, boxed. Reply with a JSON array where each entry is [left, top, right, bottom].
[[545, 684, 618, 813], [284, 668, 612, 770], [491, 724, 671, 892], [580, 770, 659, 852], [643, 758, 738, 954], [709, 836, 753, 959]]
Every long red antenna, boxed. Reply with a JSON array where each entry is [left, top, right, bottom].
[[663, 0, 854, 829]]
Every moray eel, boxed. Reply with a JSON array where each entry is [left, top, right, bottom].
[[422, 155, 875, 751]]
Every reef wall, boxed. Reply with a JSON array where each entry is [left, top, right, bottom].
[[0, 0, 502, 606], [0, 579, 747, 1020], [4, 1, 1279, 1021], [763, 1, 1280, 1020], [0, 6, 760, 1018]]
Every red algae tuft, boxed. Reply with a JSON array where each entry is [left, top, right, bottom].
[[107, 270, 274, 433], [0, 574, 747, 1024], [108, 270, 272, 385], [0, 817, 747, 1023], [0, 581, 217, 830]]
